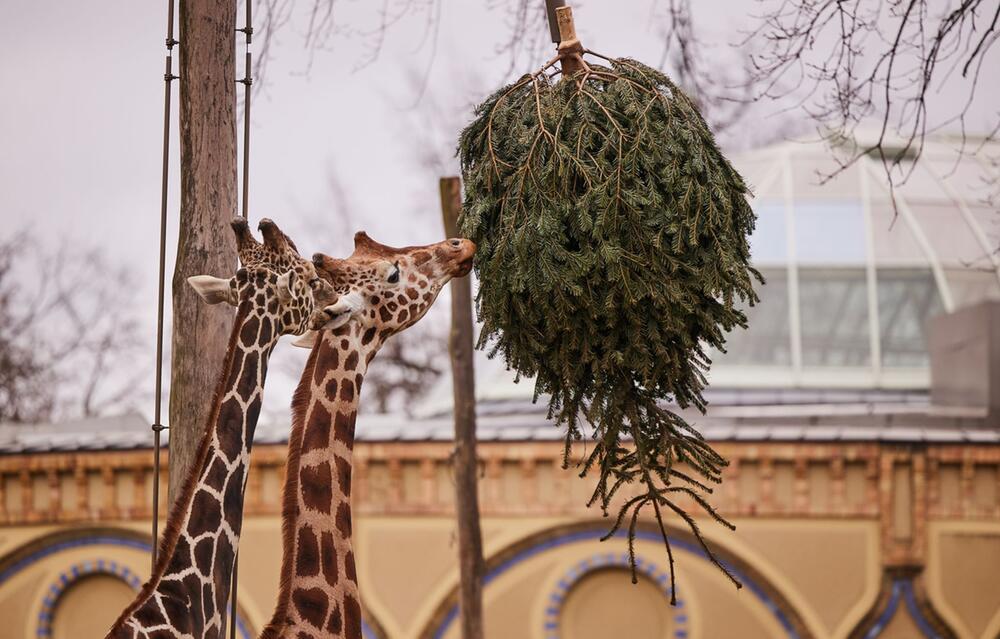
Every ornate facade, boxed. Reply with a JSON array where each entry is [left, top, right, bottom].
[[1, 419, 999, 638]]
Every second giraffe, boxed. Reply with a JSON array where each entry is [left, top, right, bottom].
[[260, 231, 475, 639]]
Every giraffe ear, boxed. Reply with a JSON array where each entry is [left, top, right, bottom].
[[188, 275, 237, 306], [292, 330, 318, 349], [276, 270, 296, 305]]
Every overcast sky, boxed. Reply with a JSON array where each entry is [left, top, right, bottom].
[[3, 1, 998, 424]]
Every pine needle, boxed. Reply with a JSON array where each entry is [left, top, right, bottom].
[[458, 57, 759, 598]]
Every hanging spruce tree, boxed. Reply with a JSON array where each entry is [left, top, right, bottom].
[[458, 7, 759, 599]]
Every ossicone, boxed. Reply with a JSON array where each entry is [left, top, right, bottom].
[[259, 218, 297, 253], [230, 217, 259, 251], [352, 231, 396, 257]]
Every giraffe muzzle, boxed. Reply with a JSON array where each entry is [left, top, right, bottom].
[[311, 291, 363, 331], [447, 238, 476, 277]]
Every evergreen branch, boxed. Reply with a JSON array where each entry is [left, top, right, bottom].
[[663, 498, 742, 591], [650, 490, 678, 606], [458, 54, 759, 599]]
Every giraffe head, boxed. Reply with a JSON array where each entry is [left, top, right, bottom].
[[298, 231, 475, 347], [187, 218, 334, 338]]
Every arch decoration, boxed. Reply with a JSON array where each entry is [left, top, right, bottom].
[[0, 527, 255, 639], [420, 522, 812, 639], [540, 552, 690, 639], [850, 572, 956, 639], [0, 524, 391, 639], [35, 559, 141, 638]]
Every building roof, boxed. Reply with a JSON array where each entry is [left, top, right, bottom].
[[0, 390, 994, 455]]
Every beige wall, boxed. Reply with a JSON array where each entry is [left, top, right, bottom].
[[2, 441, 999, 638]]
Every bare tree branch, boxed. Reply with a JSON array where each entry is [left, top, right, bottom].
[[0, 230, 147, 423], [363, 320, 447, 415], [744, 0, 1000, 195]]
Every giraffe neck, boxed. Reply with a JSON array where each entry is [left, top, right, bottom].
[[108, 301, 278, 639], [262, 324, 379, 639]]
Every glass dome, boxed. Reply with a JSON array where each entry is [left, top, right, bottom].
[[712, 132, 1000, 389]]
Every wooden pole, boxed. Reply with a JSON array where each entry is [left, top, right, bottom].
[[439, 176, 485, 639], [555, 6, 585, 76], [169, 0, 239, 504], [545, 0, 566, 44]]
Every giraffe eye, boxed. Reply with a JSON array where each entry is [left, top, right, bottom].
[[387, 262, 400, 284]]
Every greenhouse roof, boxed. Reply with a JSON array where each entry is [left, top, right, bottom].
[[713, 131, 1000, 389], [416, 131, 1000, 408]]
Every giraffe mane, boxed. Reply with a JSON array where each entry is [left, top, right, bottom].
[[258, 338, 321, 639], [107, 301, 251, 634]]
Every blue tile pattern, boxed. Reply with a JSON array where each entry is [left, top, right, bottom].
[[36, 559, 141, 638], [361, 619, 380, 639], [0, 534, 251, 639], [431, 527, 801, 639], [539, 552, 689, 638], [863, 579, 941, 639]]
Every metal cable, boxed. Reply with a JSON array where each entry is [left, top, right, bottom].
[[230, 2, 253, 636], [150, 1, 251, 633], [151, 0, 179, 572], [238, 1, 253, 221]]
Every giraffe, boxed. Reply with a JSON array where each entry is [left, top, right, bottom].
[[259, 231, 476, 639], [107, 218, 336, 639]]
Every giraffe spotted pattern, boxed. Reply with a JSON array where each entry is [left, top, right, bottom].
[[261, 232, 475, 639], [107, 219, 334, 639]]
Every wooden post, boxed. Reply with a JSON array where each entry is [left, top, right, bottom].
[[440, 177, 485, 639], [169, 0, 240, 504], [545, 0, 567, 43], [555, 6, 585, 76]]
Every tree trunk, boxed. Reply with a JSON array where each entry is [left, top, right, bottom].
[[439, 177, 485, 639], [169, 0, 239, 504]]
